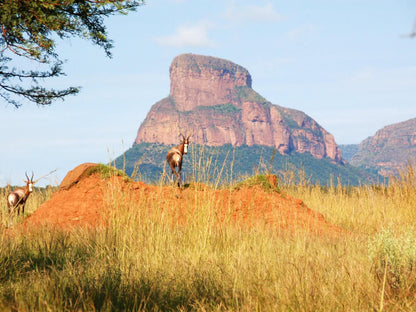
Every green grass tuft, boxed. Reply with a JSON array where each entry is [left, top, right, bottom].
[[233, 174, 279, 192], [85, 164, 131, 181]]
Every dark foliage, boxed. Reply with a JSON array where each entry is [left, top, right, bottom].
[[0, 0, 143, 107], [114, 143, 382, 186]]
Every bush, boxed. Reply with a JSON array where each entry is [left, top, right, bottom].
[[233, 174, 280, 192], [86, 164, 130, 181], [368, 228, 416, 295]]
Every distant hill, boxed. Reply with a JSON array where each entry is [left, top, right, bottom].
[[339, 144, 359, 162], [114, 143, 380, 186], [350, 118, 416, 176]]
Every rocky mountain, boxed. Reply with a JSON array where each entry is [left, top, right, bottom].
[[350, 118, 416, 176], [135, 53, 344, 164]]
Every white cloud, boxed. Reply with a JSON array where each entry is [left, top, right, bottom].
[[285, 23, 318, 40], [223, 2, 283, 23], [155, 21, 216, 48]]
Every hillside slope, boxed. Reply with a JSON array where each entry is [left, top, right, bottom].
[[350, 118, 416, 176], [115, 143, 379, 186]]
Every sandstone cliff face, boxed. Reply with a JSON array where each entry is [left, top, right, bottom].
[[169, 54, 252, 111], [350, 118, 416, 176], [135, 53, 343, 163]]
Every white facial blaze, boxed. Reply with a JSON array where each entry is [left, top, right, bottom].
[[184, 143, 188, 154], [29, 183, 33, 192]]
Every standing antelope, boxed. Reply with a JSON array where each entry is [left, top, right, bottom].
[[7, 172, 35, 215], [167, 134, 191, 187]]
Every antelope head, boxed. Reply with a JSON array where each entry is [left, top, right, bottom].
[[180, 133, 192, 154], [24, 171, 35, 193]]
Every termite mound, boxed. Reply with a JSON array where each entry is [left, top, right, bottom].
[[20, 163, 343, 236], [59, 162, 98, 190]]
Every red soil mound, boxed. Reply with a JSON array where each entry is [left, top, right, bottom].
[[22, 163, 342, 236]]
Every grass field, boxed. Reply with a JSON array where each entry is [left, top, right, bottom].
[[1, 164, 416, 311]]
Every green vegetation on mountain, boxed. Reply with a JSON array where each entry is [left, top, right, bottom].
[[114, 143, 381, 186], [233, 86, 268, 103], [195, 103, 241, 114], [339, 144, 359, 162]]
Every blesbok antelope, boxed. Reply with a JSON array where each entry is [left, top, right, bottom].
[[166, 133, 191, 187], [7, 172, 35, 215]]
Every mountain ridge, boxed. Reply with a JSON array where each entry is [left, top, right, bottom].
[[134, 53, 344, 164], [350, 118, 416, 176], [112, 53, 394, 185]]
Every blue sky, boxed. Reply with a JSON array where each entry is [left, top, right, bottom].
[[1, 0, 416, 186]]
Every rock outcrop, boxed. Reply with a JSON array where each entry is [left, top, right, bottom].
[[350, 118, 416, 176], [135, 53, 343, 163]]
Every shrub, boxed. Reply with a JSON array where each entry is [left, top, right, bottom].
[[233, 174, 280, 192], [368, 228, 416, 295], [85, 164, 130, 181]]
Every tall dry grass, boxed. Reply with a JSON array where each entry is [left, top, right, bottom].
[[281, 163, 416, 234], [0, 163, 416, 310]]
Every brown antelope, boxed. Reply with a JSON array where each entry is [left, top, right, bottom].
[[167, 133, 191, 187], [7, 172, 35, 215]]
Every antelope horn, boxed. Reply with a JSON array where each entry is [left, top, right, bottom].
[[24, 171, 29, 182]]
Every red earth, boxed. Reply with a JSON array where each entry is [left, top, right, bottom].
[[20, 163, 343, 236]]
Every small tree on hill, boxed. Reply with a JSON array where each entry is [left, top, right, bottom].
[[0, 0, 144, 108]]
